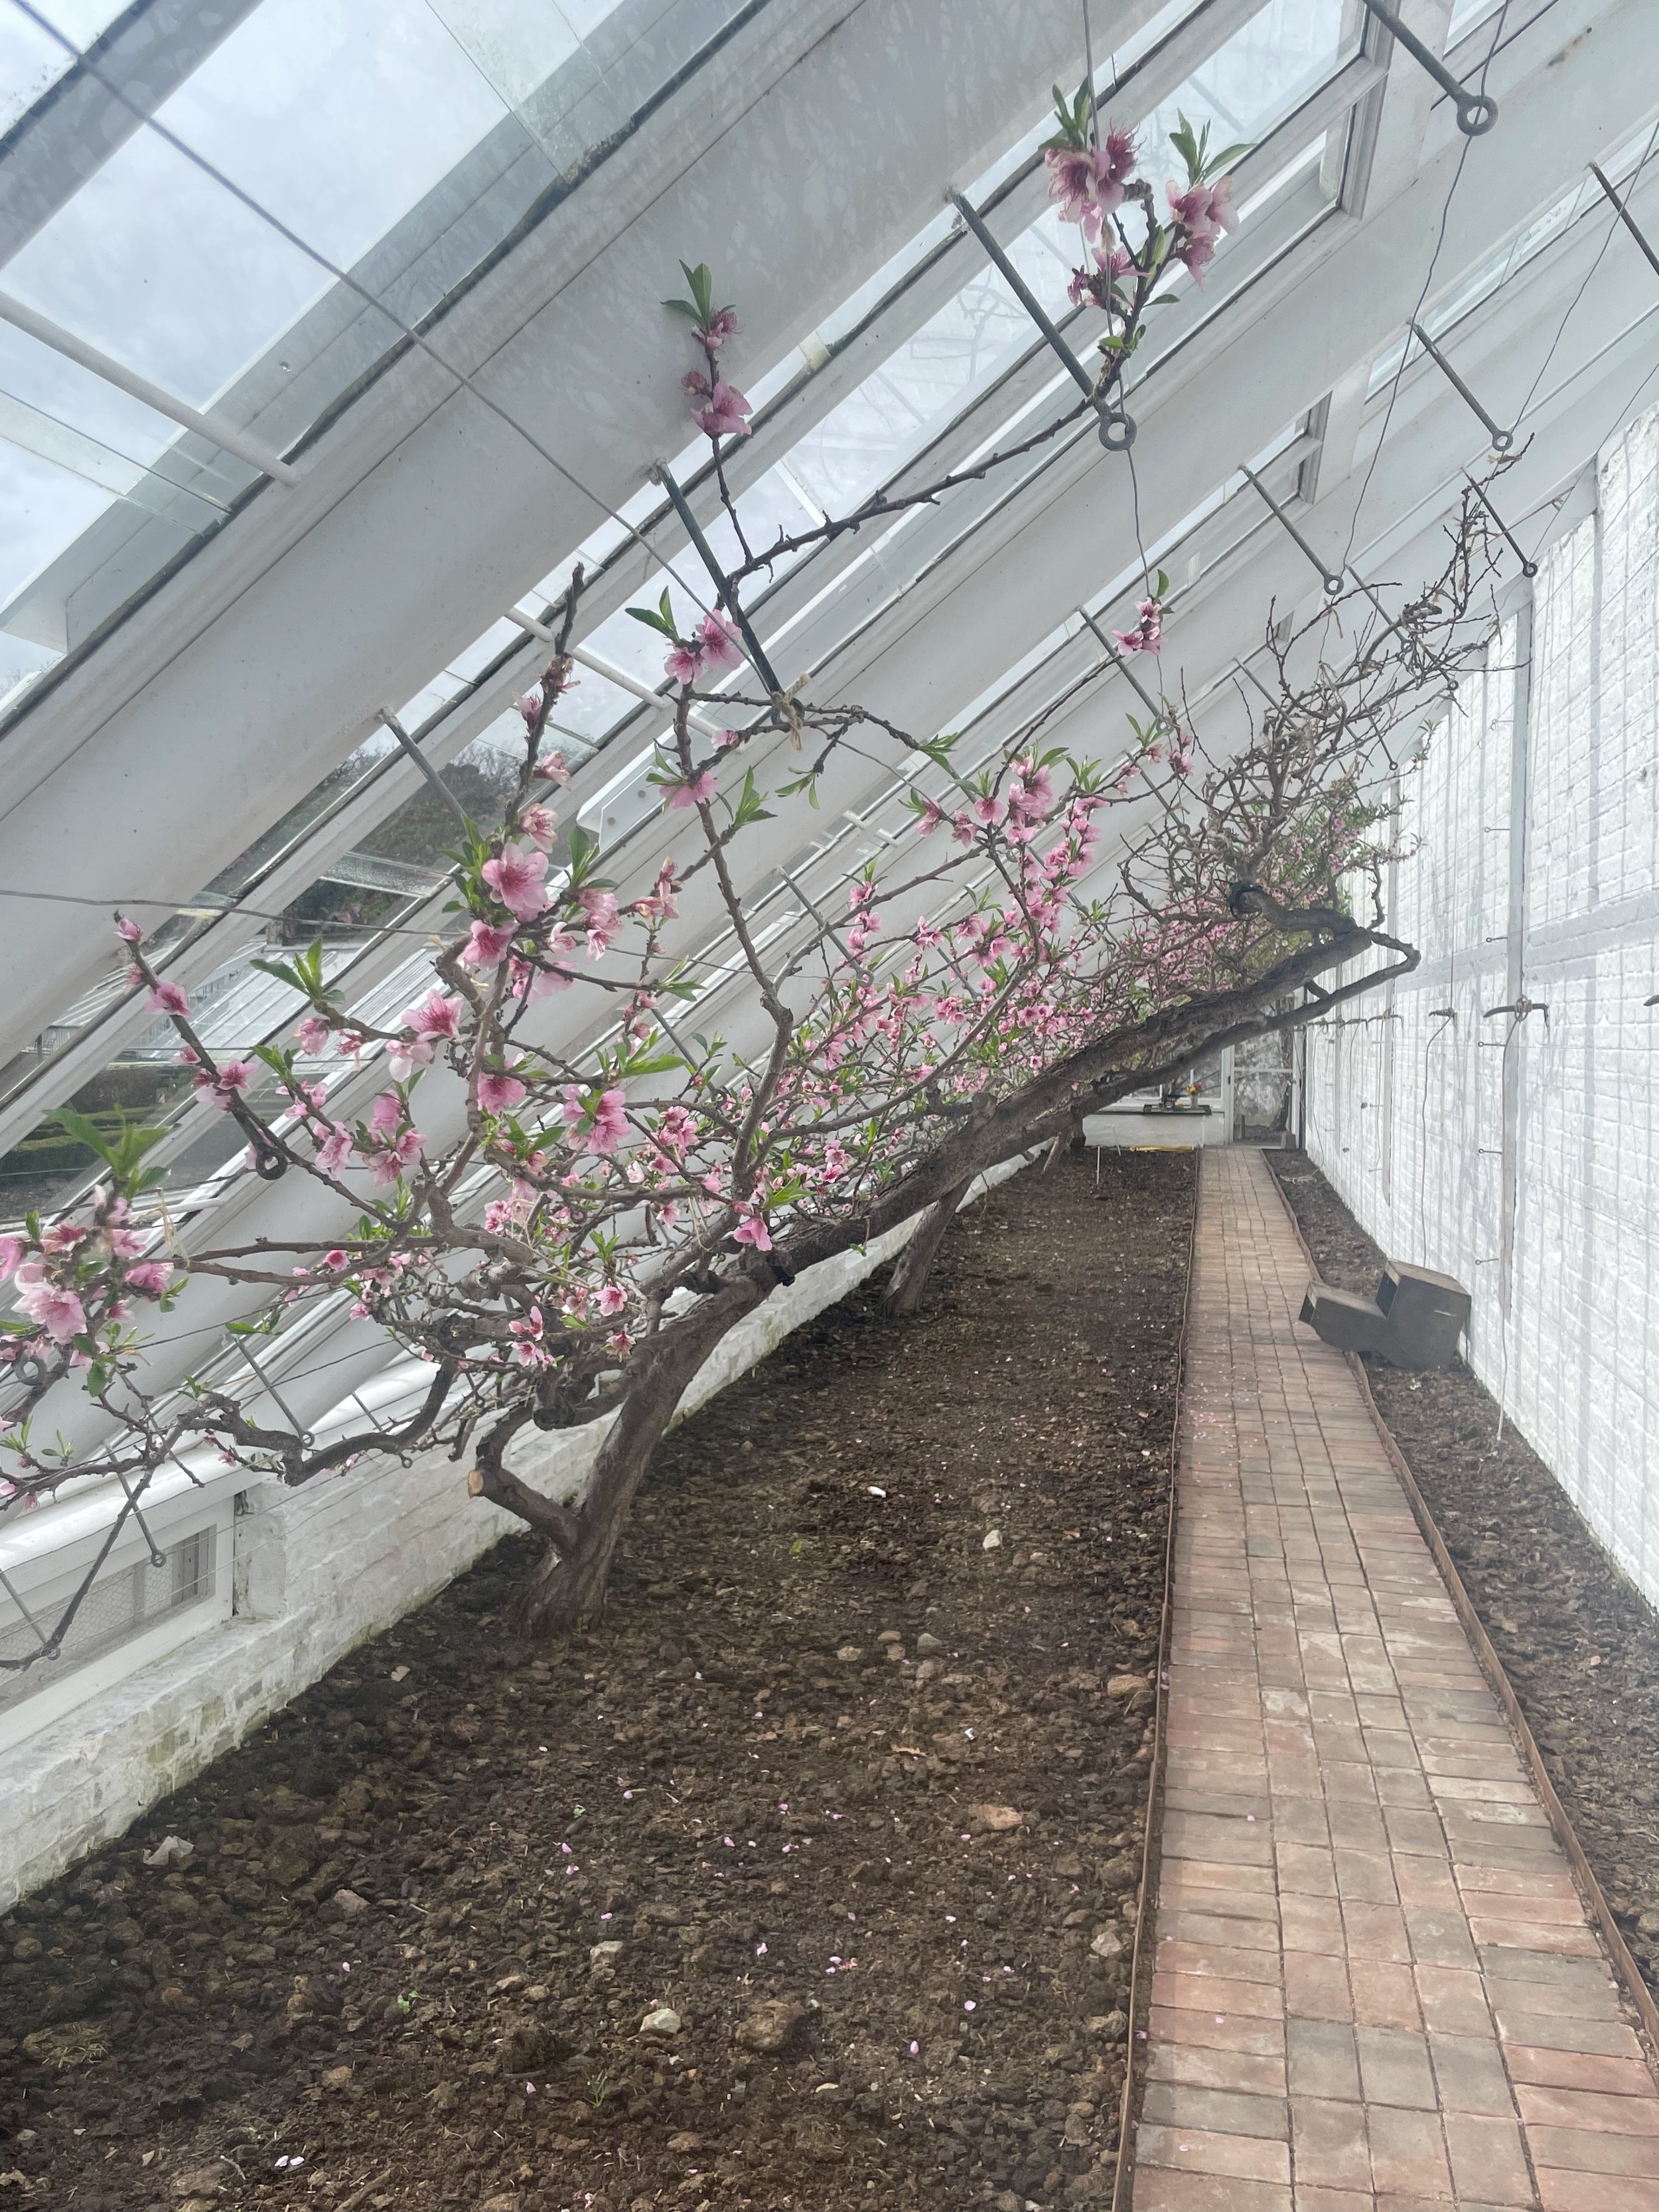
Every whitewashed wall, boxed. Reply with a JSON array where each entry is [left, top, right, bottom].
[[0, 1159, 1032, 1908], [1305, 404, 1659, 1607]]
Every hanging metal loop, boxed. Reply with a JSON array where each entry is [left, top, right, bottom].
[[1358, 0, 1499, 137], [1240, 464, 1346, 596], [1096, 407, 1136, 452], [949, 191, 1137, 455], [1411, 323, 1512, 451]]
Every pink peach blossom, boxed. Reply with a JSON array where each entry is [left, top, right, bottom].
[[697, 613, 743, 672], [666, 770, 717, 810], [482, 842, 549, 921], [478, 1069, 529, 1114], [461, 920, 515, 969], [18, 1280, 85, 1344]]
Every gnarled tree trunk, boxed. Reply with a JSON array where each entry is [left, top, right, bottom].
[[881, 1175, 974, 1317], [510, 1299, 753, 1639]]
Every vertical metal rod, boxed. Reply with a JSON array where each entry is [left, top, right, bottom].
[[948, 191, 1135, 451], [1357, 0, 1498, 135], [1589, 163, 1659, 282], [650, 463, 788, 703], [1082, 0, 1100, 148], [1410, 321, 1514, 451], [1239, 463, 1346, 595], [377, 710, 470, 826], [1078, 607, 1165, 719], [1463, 473, 1538, 577]]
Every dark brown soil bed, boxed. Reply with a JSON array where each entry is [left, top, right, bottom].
[[2, 1150, 1194, 2212], [1268, 1150, 1659, 1992]]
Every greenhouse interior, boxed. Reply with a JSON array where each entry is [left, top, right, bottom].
[[3, 0, 1659, 2205]]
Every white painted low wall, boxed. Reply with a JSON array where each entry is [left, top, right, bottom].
[[0, 1157, 1031, 1908], [1304, 405, 1659, 1618]]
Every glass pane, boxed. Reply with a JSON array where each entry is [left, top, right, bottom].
[[0, 0, 758, 711]]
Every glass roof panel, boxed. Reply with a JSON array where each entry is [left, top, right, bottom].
[[0, 0, 745, 705], [0, 0, 1376, 1230], [1366, 120, 1659, 396]]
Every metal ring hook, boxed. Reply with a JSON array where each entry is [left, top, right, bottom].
[[1096, 406, 1136, 452], [1456, 91, 1498, 137]]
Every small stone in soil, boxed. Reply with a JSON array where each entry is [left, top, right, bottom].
[[916, 1631, 946, 1655], [835, 1645, 863, 1662], [1090, 1927, 1125, 1960], [734, 1997, 806, 2053], [169, 2170, 224, 2202], [967, 1803, 1023, 1833], [640, 2006, 682, 2037], [1106, 1674, 1149, 1698], [328, 1887, 370, 1917]]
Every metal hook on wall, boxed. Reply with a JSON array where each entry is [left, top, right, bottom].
[[948, 191, 1135, 451], [1412, 324, 1514, 452], [1358, 0, 1499, 136], [1240, 463, 1345, 595]]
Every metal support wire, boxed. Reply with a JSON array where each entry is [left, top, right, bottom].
[[376, 709, 470, 826], [1410, 321, 1513, 451], [1589, 163, 1659, 283], [1240, 463, 1345, 595], [1078, 607, 1165, 719], [948, 190, 1135, 451], [1463, 471, 1538, 577], [650, 463, 788, 705], [1358, 0, 1498, 135]]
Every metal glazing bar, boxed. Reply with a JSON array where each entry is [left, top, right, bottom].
[[650, 463, 788, 703], [1463, 473, 1539, 577], [1409, 321, 1513, 451], [504, 613, 727, 741], [1589, 163, 1659, 282], [0, 289, 302, 484], [1358, 0, 1498, 136], [1078, 607, 1165, 719], [948, 190, 1135, 452], [1239, 464, 1345, 595], [376, 709, 470, 826]]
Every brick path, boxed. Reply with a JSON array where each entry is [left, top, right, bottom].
[[1135, 1148, 1659, 2212]]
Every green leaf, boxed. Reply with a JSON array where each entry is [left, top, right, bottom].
[[565, 822, 601, 885], [725, 769, 773, 831]]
